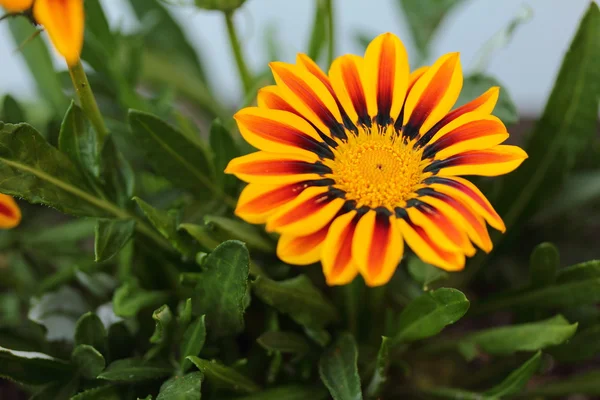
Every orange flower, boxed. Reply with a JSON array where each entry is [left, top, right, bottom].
[[0, 194, 21, 229], [0, 0, 84, 66], [226, 33, 527, 287]]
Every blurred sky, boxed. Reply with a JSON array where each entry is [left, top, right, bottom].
[[0, 0, 591, 115]]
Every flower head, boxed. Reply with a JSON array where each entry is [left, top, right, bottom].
[[226, 33, 527, 287], [0, 193, 21, 229], [0, 0, 84, 66]]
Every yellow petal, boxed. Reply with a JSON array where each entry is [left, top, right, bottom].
[[0, 0, 33, 12], [34, 0, 84, 66], [322, 211, 360, 286], [0, 193, 21, 229]]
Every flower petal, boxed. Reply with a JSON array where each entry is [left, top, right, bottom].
[[322, 211, 360, 285], [364, 33, 410, 124], [257, 85, 297, 113], [266, 186, 345, 235], [398, 218, 465, 271], [425, 145, 528, 177], [352, 210, 403, 287], [329, 54, 370, 126], [277, 223, 330, 265], [403, 53, 462, 138], [225, 151, 330, 184], [426, 176, 505, 232], [0, 0, 33, 12], [34, 0, 84, 66], [406, 204, 471, 254], [0, 194, 21, 229], [234, 107, 333, 159], [270, 61, 346, 140]]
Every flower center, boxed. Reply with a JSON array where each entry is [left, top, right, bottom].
[[325, 124, 426, 210]]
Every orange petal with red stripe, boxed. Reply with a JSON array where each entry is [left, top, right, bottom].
[[266, 186, 344, 236], [34, 0, 84, 66], [352, 210, 403, 287], [0, 194, 21, 229], [329, 54, 370, 126], [277, 223, 330, 265], [235, 182, 313, 224], [406, 205, 471, 254], [322, 211, 360, 285], [428, 145, 527, 177], [257, 85, 297, 113]]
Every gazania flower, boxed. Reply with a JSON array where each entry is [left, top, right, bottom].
[[0, 194, 21, 229], [226, 33, 527, 287], [0, 0, 84, 66]]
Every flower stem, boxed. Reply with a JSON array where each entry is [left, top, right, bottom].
[[68, 60, 108, 143], [224, 11, 253, 95], [325, 0, 335, 66]]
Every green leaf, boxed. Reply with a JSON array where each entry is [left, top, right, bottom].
[[127, 110, 215, 199], [252, 275, 339, 330], [179, 223, 221, 251], [496, 3, 600, 231], [150, 305, 173, 344], [397, 0, 464, 58], [551, 324, 600, 362], [529, 242, 559, 288], [8, 18, 68, 115], [204, 215, 275, 253], [94, 219, 136, 262], [235, 385, 329, 400], [0, 293, 20, 328], [556, 260, 600, 283], [210, 119, 239, 194], [31, 377, 79, 400], [306, 0, 328, 61], [422, 387, 490, 400], [192, 240, 249, 338], [526, 370, 600, 396], [59, 102, 101, 180], [134, 197, 197, 258], [113, 280, 169, 318], [157, 372, 203, 400], [1, 95, 25, 123], [393, 288, 469, 343], [319, 333, 362, 400], [406, 257, 448, 289], [74, 312, 106, 350], [187, 356, 260, 393], [178, 298, 193, 329], [71, 385, 121, 400], [72, 344, 106, 379], [485, 351, 542, 397], [0, 349, 73, 386], [180, 315, 206, 372], [456, 74, 518, 125], [100, 136, 135, 208], [98, 358, 171, 382], [365, 336, 391, 398], [0, 123, 109, 217], [460, 315, 577, 356], [257, 331, 310, 356]]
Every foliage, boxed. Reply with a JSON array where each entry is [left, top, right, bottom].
[[0, 1, 599, 399]]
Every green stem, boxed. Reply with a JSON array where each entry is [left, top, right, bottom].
[[224, 11, 253, 95], [68, 60, 108, 143], [325, 0, 335, 66]]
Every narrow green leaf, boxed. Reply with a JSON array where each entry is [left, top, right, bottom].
[[365, 337, 391, 398], [8, 18, 68, 115], [192, 240, 249, 338], [257, 331, 310, 355], [551, 324, 600, 363], [100, 136, 135, 207], [210, 119, 239, 194], [252, 275, 339, 330], [31, 377, 79, 400], [72, 344, 106, 379], [496, 3, 600, 230], [74, 312, 106, 350], [180, 315, 206, 372], [157, 372, 203, 400], [526, 370, 600, 396], [394, 288, 469, 343], [94, 219, 136, 262], [187, 356, 260, 393], [204, 215, 275, 252], [461, 315, 577, 356], [150, 305, 173, 344], [178, 298, 193, 328], [397, 0, 464, 58], [456, 74, 518, 125], [127, 110, 215, 199], [319, 333, 362, 400], [0, 123, 109, 217], [179, 223, 221, 251], [98, 358, 171, 382], [113, 281, 169, 318], [134, 197, 197, 258], [1, 95, 25, 123], [406, 257, 448, 289], [556, 260, 600, 283], [59, 102, 101, 179], [306, 0, 328, 61], [0, 349, 73, 386], [529, 242, 559, 288], [485, 351, 542, 397], [235, 385, 329, 400], [71, 385, 121, 400]]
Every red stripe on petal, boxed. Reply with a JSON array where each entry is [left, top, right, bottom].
[[238, 159, 330, 176], [237, 182, 310, 215], [376, 35, 398, 120], [423, 119, 505, 158], [341, 59, 369, 124], [271, 192, 333, 227], [368, 213, 392, 277], [331, 217, 358, 278], [257, 86, 296, 113], [0, 201, 17, 219]]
